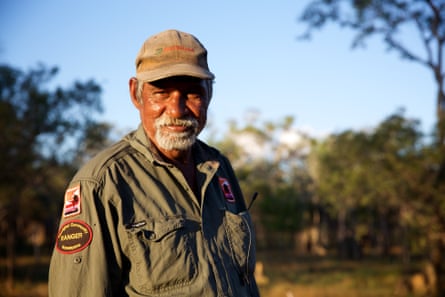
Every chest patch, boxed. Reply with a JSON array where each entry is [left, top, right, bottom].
[[55, 220, 93, 254], [218, 177, 235, 203]]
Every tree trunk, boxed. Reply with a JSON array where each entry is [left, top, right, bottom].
[[430, 236, 445, 297], [6, 222, 15, 294], [437, 92, 445, 147], [378, 209, 390, 258], [337, 208, 347, 258], [429, 145, 445, 296], [5, 194, 19, 295], [433, 89, 445, 296]]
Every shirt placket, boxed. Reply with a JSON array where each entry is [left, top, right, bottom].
[[198, 161, 236, 296]]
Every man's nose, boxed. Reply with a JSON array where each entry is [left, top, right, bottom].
[[166, 91, 188, 118]]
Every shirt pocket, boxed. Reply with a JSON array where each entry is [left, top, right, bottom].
[[223, 210, 256, 284], [126, 216, 199, 295]]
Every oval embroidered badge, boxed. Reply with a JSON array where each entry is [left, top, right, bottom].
[[56, 220, 93, 254]]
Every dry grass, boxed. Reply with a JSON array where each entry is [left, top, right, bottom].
[[0, 252, 424, 297], [256, 250, 419, 297], [0, 256, 49, 297]]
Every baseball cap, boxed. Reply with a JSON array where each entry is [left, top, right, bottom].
[[135, 29, 215, 82]]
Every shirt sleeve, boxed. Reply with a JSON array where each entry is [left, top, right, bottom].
[[48, 179, 124, 297]]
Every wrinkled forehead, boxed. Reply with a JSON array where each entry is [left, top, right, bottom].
[[145, 75, 213, 99]]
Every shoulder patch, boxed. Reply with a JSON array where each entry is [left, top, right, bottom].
[[63, 185, 81, 217], [55, 220, 93, 254]]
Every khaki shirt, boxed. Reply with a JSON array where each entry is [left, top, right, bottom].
[[48, 125, 260, 297]]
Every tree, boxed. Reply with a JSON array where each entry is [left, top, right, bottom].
[[299, 0, 445, 144], [73, 122, 115, 164], [309, 126, 391, 259], [0, 64, 104, 292], [211, 114, 314, 249], [308, 110, 445, 293], [299, 1, 445, 294], [367, 111, 425, 259]]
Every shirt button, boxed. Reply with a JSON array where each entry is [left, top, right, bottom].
[[74, 256, 82, 264]]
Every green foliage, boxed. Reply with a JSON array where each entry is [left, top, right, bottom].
[[299, 1, 445, 285], [0, 64, 103, 163], [308, 108, 445, 265], [0, 64, 108, 286], [0, 63, 104, 209], [212, 114, 313, 242], [73, 122, 114, 164], [259, 186, 305, 232]]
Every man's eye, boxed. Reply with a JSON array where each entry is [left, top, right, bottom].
[[152, 91, 169, 99], [187, 93, 202, 100]]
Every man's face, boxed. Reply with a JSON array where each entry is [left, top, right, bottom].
[[131, 76, 210, 156]]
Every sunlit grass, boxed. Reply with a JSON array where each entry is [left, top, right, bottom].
[[257, 251, 420, 297], [0, 256, 49, 297], [0, 252, 425, 297]]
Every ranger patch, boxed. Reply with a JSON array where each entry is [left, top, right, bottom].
[[56, 220, 92, 254], [63, 185, 81, 217], [218, 177, 235, 203]]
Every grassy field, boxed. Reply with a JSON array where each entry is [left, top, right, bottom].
[[0, 252, 427, 297], [0, 255, 49, 297], [256, 251, 430, 297], [256, 250, 431, 297]]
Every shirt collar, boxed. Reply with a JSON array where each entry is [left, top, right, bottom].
[[127, 124, 220, 170]]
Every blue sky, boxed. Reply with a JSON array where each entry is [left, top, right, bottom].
[[0, 0, 436, 141]]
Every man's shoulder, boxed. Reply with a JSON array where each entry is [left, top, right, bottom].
[[194, 139, 235, 170], [195, 139, 224, 159], [74, 133, 137, 181]]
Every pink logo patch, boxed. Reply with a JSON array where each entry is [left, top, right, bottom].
[[218, 177, 235, 203]]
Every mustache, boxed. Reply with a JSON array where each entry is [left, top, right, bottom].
[[155, 115, 199, 129]]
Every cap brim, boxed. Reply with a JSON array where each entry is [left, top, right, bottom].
[[136, 64, 215, 82]]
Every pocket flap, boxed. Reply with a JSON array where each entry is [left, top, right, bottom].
[[151, 216, 186, 241]]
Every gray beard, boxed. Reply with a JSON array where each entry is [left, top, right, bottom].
[[155, 129, 197, 151], [154, 115, 199, 151]]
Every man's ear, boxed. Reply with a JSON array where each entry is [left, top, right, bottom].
[[129, 77, 142, 109]]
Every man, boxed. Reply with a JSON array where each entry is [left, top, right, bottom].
[[48, 29, 260, 297]]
